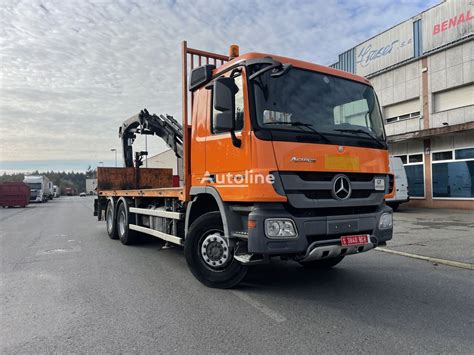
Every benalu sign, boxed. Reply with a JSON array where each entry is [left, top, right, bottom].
[[422, 0, 473, 53], [355, 20, 414, 77]]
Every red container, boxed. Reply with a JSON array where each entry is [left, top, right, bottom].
[[0, 182, 30, 208], [172, 175, 180, 187]]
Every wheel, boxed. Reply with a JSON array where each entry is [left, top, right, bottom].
[[184, 211, 248, 289], [391, 203, 399, 212], [299, 256, 345, 270], [106, 200, 119, 240], [116, 201, 139, 245]]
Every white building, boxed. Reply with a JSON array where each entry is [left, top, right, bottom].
[[144, 149, 178, 175], [331, 0, 473, 209]]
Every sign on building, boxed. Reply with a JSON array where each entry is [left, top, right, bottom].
[[422, 0, 473, 53], [355, 20, 414, 77]]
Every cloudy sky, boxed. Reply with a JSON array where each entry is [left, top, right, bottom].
[[1, 0, 438, 170]]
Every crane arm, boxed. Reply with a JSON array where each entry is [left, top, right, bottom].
[[119, 109, 184, 168]]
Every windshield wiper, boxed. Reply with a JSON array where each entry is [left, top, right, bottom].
[[334, 128, 385, 148], [249, 62, 292, 81], [265, 121, 331, 143]]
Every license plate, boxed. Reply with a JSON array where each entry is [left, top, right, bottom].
[[340, 234, 369, 246]]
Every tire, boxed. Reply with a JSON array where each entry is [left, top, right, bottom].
[[116, 201, 139, 245], [299, 256, 345, 270], [391, 203, 399, 212], [184, 211, 247, 289], [106, 200, 119, 240]]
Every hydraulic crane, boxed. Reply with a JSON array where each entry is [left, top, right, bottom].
[[119, 109, 184, 169]]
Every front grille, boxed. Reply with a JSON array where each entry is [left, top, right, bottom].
[[286, 204, 379, 217], [296, 171, 375, 182], [302, 190, 372, 199], [277, 171, 386, 209]]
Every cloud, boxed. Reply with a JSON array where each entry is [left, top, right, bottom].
[[1, 0, 439, 162]]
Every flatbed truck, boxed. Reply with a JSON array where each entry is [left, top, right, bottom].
[[94, 42, 394, 288]]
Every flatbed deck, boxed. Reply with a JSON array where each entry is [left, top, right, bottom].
[[98, 187, 184, 199]]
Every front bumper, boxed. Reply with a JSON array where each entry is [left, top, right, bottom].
[[247, 203, 392, 256]]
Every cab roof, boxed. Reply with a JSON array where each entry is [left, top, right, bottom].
[[214, 52, 371, 86]]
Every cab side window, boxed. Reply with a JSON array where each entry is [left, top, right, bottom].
[[212, 74, 244, 134]]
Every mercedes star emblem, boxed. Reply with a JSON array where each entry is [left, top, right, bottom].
[[332, 174, 352, 200]]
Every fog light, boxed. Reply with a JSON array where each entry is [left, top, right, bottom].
[[379, 213, 393, 230], [265, 219, 297, 238]]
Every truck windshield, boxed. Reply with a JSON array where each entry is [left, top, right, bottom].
[[251, 67, 386, 149], [27, 183, 42, 190]]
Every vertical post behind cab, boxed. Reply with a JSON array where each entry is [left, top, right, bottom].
[[181, 41, 230, 202], [181, 41, 190, 202]]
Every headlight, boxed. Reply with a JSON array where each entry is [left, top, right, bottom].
[[265, 219, 297, 238], [379, 213, 393, 230]]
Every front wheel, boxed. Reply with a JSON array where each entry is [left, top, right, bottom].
[[184, 212, 247, 289], [299, 256, 345, 270]]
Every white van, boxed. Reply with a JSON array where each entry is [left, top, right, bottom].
[[386, 157, 409, 211]]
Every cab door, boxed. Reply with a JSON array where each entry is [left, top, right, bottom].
[[205, 69, 252, 201]]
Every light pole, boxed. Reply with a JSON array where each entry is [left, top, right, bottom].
[[110, 148, 117, 167]]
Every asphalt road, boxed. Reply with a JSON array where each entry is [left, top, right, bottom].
[[1, 197, 473, 353]]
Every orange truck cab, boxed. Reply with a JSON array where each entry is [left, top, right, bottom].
[[95, 43, 393, 288]]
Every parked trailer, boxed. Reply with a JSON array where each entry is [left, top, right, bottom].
[[0, 182, 30, 208], [94, 42, 394, 288], [23, 175, 51, 203]]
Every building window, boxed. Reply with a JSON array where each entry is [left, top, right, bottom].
[[433, 84, 474, 113], [432, 151, 453, 161], [383, 98, 421, 124], [385, 111, 421, 124], [396, 155, 407, 164], [394, 153, 425, 198], [432, 148, 474, 199], [413, 19, 423, 58], [455, 148, 474, 160], [409, 154, 423, 163]]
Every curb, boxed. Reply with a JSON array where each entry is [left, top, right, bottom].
[[375, 248, 474, 270]]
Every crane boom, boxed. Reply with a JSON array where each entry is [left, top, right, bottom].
[[119, 109, 183, 168]]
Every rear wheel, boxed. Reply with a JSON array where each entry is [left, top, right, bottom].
[[117, 201, 139, 245], [106, 200, 119, 240], [184, 211, 247, 288], [299, 256, 345, 270], [390, 203, 399, 212]]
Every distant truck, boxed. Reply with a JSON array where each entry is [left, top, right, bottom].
[[0, 182, 30, 208], [48, 181, 54, 199], [64, 187, 76, 196], [386, 157, 409, 211], [23, 175, 51, 203], [53, 185, 60, 198]]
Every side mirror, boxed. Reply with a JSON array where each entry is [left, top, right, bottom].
[[214, 76, 238, 116], [213, 76, 242, 148], [214, 112, 234, 132]]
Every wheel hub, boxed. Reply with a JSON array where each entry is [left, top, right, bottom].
[[201, 233, 230, 268]]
